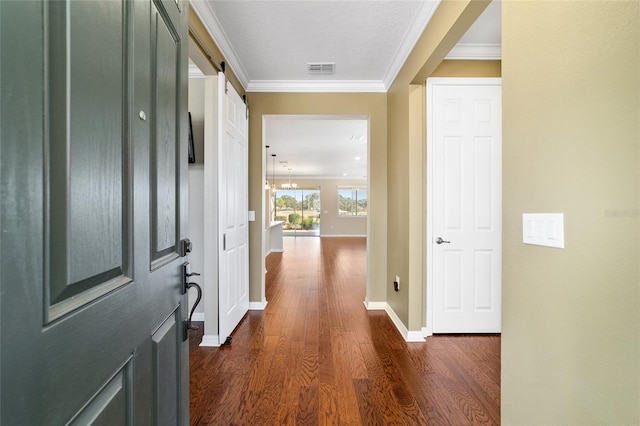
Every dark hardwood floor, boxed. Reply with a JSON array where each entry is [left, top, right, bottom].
[[189, 237, 500, 425]]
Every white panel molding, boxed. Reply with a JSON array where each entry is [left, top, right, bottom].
[[249, 300, 268, 310], [382, 0, 441, 89], [199, 334, 220, 347], [247, 80, 386, 93], [190, 2, 250, 88], [445, 43, 502, 60]]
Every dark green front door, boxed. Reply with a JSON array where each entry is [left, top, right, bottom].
[[1, 0, 190, 423]]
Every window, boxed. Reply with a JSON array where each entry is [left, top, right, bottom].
[[274, 188, 321, 233], [338, 187, 367, 216]]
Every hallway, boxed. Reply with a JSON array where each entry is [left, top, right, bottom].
[[189, 237, 500, 425]]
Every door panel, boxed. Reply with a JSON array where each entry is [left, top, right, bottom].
[[68, 357, 133, 425], [152, 310, 180, 426], [218, 75, 249, 343], [151, 4, 180, 262], [429, 78, 502, 333], [47, 0, 131, 322], [1, 0, 189, 424]]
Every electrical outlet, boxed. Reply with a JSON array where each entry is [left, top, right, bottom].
[[393, 275, 400, 292]]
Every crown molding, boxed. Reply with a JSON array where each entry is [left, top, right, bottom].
[[190, 1, 250, 88], [382, 0, 441, 90], [272, 175, 368, 181], [445, 43, 502, 60], [246, 80, 387, 93]]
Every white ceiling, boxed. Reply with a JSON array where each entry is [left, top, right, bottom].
[[192, 0, 439, 92], [265, 116, 368, 180], [189, 0, 501, 179]]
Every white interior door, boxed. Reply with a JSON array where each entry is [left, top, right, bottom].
[[427, 78, 502, 334], [218, 74, 249, 343]]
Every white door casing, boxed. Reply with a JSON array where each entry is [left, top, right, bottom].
[[426, 78, 502, 334], [218, 73, 250, 344], [200, 75, 220, 347]]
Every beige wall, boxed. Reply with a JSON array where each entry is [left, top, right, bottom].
[[502, 1, 640, 424], [386, 0, 491, 331], [247, 93, 388, 304]]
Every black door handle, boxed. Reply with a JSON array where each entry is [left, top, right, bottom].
[[181, 262, 203, 340], [185, 281, 202, 331]]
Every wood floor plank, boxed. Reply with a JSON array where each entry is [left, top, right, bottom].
[[189, 237, 500, 425], [359, 342, 424, 425], [279, 341, 305, 405], [275, 403, 297, 426], [344, 330, 368, 380], [296, 385, 319, 425], [447, 337, 501, 406], [353, 378, 385, 426]]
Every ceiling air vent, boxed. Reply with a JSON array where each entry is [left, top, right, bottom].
[[308, 62, 335, 74]]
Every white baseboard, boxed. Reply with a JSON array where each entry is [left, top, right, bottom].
[[384, 304, 426, 343], [363, 299, 386, 310], [265, 249, 284, 257], [191, 312, 205, 322], [422, 327, 432, 338], [249, 300, 268, 310], [363, 300, 425, 342], [200, 334, 220, 347], [406, 330, 427, 342]]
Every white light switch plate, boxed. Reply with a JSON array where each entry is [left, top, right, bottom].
[[248, 211, 255, 221], [522, 213, 564, 248]]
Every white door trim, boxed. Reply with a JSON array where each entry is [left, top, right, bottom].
[[201, 75, 221, 347], [425, 77, 502, 337]]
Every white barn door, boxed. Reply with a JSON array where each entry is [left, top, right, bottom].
[[427, 78, 502, 334], [218, 74, 249, 344]]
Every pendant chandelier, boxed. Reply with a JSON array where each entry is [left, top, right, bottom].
[[281, 168, 297, 190], [271, 154, 277, 191]]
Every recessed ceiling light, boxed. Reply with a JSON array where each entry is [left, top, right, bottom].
[[343, 173, 348, 176], [350, 134, 363, 141], [354, 156, 361, 160]]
